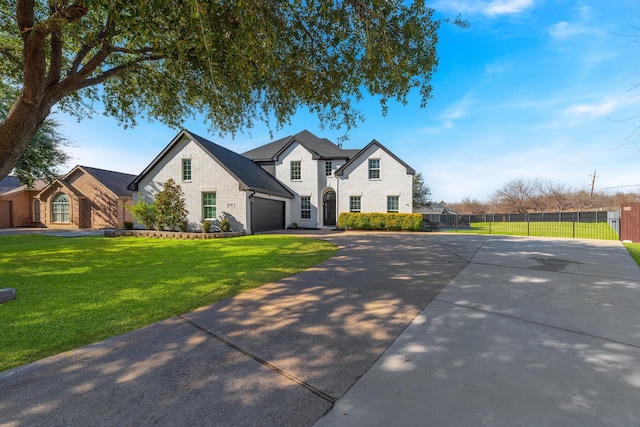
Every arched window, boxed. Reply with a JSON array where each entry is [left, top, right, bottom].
[[51, 193, 70, 223]]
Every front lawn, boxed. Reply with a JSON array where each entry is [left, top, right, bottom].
[[0, 235, 337, 372], [449, 221, 618, 240], [624, 242, 640, 267]]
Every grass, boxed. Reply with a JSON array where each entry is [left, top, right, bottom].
[[0, 234, 337, 372], [443, 221, 619, 240], [624, 242, 640, 267]]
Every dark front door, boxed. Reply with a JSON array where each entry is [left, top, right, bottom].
[[323, 191, 336, 226]]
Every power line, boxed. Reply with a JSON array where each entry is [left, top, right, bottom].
[[595, 184, 640, 190]]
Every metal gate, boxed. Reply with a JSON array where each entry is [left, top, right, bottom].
[[620, 203, 640, 243]]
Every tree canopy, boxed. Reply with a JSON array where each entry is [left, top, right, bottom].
[[412, 172, 431, 209], [0, 1, 463, 179]]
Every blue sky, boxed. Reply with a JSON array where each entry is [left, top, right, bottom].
[[57, 0, 640, 203]]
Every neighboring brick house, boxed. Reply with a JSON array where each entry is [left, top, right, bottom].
[[0, 180, 47, 227], [130, 129, 415, 233], [36, 166, 136, 229]]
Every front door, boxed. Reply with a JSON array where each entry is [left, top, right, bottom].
[[323, 191, 336, 226]]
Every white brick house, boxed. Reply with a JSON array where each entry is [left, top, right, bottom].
[[129, 129, 414, 233]]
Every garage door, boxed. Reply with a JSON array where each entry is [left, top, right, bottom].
[[252, 197, 285, 233], [0, 201, 11, 227]]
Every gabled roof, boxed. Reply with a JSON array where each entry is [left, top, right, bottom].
[[77, 166, 136, 198], [242, 130, 352, 162], [0, 180, 47, 196], [36, 166, 136, 200], [335, 140, 415, 177], [128, 130, 294, 199]]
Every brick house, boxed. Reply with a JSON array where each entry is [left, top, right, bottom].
[[0, 180, 47, 227], [36, 166, 136, 229]]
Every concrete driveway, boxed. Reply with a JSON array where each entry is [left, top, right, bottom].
[[315, 235, 640, 426], [0, 232, 638, 426]]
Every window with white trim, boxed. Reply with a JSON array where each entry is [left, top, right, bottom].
[[301, 196, 311, 219], [291, 161, 301, 180], [325, 161, 333, 176], [182, 159, 192, 181], [349, 196, 361, 213], [368, 158, 380, 179], [203, 192, 216, 220], [387, 196, 399, 213], [52, 193, 70, 223]]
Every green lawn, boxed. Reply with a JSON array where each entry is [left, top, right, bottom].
[[447, 221, 618, 240], [0, 235, 337, 372], [624, 242, 640, 267]]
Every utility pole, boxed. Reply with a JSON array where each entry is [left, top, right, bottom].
[[589, 169, 597, 209]]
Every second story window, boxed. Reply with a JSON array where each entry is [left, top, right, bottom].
[[325, 161, 333, 176], [368, 158, 380, 179], [182, 159, 192, 181], [291, 161, 301, 180]]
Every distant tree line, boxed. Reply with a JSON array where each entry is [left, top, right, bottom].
[[447, 178, 640, 214]]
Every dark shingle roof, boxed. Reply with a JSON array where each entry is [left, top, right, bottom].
[[187, 132, 294, 198], [0, 176, 21, 194], [79, 166, 137, 198], [128, 130, 294, 199], [243, 130, 352, 161], [335, 140, 415, 177]]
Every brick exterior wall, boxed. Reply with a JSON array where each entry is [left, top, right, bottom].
[[37, 169, 133, 229], [0, 190, 40, 227]]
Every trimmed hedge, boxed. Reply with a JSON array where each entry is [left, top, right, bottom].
[[338, 212, 423, 231]]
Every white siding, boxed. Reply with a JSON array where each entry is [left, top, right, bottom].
[[135, 136, 248, 232], [337, 145, 413, 216], [274, 143, 320, 228]]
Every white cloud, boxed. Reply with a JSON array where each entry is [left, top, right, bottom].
[[484, 0, 535, 16], [431, 0, 535, 16], [563, 97, 637, 119], [548, 21, 601, 40], [438, 94, 476, 121]]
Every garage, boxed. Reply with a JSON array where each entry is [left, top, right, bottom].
[[0, 201, 11, 227], [251, 197, 285, 233]]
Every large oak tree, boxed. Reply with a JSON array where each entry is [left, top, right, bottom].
[[0, 0, 460, 179]]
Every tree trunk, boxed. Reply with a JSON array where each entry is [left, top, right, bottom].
[[0, 96, 49, 179]]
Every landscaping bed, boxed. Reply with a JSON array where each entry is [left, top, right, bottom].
[[105, 229, 245, 239]]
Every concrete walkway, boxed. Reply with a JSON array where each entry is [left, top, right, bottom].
[[0, 232, 639, 426]]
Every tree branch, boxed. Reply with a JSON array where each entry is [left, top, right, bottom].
[[46, 2, 63, 88], [68, 12, 115, 76], [22, 1, 88, 36], [16, 0, 35, 37], [76, 56, 164, 90]]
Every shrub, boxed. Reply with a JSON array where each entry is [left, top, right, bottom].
[[155, 179, 188, 231], [178, 220, 189, 232], [219, 219, 231, 232], [127, 198, 157, 230], [338, 212, 423, 231], [202, 220, 212, 233], [123, 221, 134, 230]]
